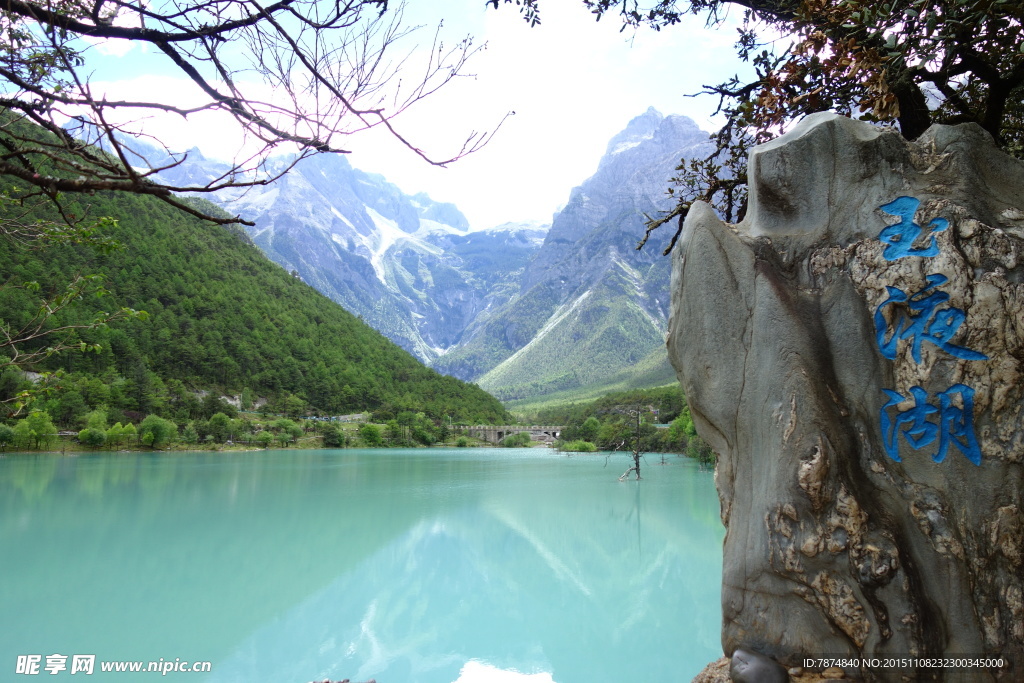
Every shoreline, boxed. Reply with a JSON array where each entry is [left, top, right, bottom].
[[0, 440, 543, 457]]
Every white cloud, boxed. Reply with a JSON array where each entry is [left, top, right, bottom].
[[85, 38, 141, 58]]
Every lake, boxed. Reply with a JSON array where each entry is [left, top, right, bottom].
[[0, 448, 724, 682]]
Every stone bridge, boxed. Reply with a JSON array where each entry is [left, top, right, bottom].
[[465, 425, 564, 445]]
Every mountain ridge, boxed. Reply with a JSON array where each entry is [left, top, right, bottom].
[[432, 109, 712, 401], [156, 147, 551, 363], [127, 109, 711, 403]]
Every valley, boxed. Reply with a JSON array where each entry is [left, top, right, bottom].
[[186, 107, 713, 403], [0, 106, 714, 451]]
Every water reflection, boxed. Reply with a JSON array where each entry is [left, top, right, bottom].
[[1, 449, 723, 683]]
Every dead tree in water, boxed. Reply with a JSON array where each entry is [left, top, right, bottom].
[[618, 403, 648, 481]]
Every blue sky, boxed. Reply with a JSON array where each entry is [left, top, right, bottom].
[[79, 1, 760, 229]]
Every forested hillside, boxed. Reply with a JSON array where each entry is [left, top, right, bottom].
[[0, 186, 508, 425]]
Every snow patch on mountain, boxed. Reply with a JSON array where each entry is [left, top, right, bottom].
[[330, 206, 355, 230], [365, 207, 404, 284], [415, 218, 466, 239], [609, 138, 646, 156]]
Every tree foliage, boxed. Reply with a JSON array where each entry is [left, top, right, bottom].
[[0, 193, 145, 387], [12, 408, 57, 448], [496, 0, 1024, 250], [500, 431, 533, 447], [0, 0, 504, 226], [77, 426, 106, 448], [138, 413, 177, 447], [322, 423, 345, 447], [358, 422, 383, 446], [0, 423, 14, 450]]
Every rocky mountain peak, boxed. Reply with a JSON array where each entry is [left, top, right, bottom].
[[433, 108, 715, 400], [538, 110, 711, 265], [603, 106, 664, 156]]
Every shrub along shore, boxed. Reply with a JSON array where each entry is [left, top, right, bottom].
[[0, 399, 504, 454]]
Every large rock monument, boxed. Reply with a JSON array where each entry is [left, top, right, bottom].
[[667, 113, 1023, 681]]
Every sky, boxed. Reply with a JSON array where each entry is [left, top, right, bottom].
[[79, 0, 761, 230]]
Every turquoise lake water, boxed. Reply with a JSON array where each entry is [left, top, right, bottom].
[[0, 448, 724, 682]]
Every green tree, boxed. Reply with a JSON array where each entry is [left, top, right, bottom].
[[385, 419, 405, 446], [359, 423, 383, 447], [0, 424, 15, 451], [256, 431, 274, 448], [83, 409, 108, 431], [240, 387, 256, 412], [105, 422, 124, 448], [79, 378, 111, 410], [0, 247, 143, 381], [273, 418, 303, 445], [579, 416, 601, 443], [127, 361, 157, 415], [666, 411, 696, 453], [322, 424, 345, 448], [687, 433, 717, 468], [411, 425, 436, 446], [500, 431, 533, 447], [121, 422, 138, 446], [55, 391, 88, 428], [208, 412, 230, 443], [282, 393, 307, 420], [202, 394, 237, 420], [181, 424, 199, 446], [229, 418, 249, 443], [192, 419, 210, 443], [78, 427, 106, 449], [0, 364, 28, 404], [13, 409, 57, 450], [138, 415, 177, 448], [558, 439, 597, 453], [597, 420, 629, 451]]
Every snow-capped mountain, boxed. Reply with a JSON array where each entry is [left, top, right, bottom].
[[432, 108, 713, 401], [142, 143, 549, 363], [129, 107, 711, 403]]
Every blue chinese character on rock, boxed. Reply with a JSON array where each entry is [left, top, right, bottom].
[[935, 384, 983, 465], [878, 196, 949, 261], [874, 273, 989, 363], [880, 384, 982, 465], [881, 386, 937, 461]]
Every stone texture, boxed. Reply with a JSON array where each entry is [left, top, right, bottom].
[[693, 657, 731, 683], [668, 113, 1024, 681], [731, 647, 789, 682]]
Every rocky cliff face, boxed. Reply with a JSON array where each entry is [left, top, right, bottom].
[[668, 113, 1023, 680], [434, 108, 712, 401], [147, 144, 548, 362]]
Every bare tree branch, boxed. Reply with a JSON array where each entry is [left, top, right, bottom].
[[0, 0, 503, 224]]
